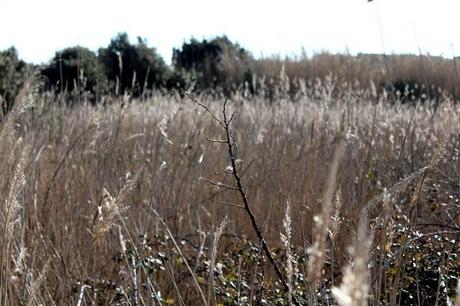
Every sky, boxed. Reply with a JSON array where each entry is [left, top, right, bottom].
[[1, 0, 459, 65]]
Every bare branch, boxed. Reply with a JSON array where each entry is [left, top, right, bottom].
[[184, 91, 225, 127], [189, 93, 301, 305], [216, 200, 245, 209], [198, 131, 227, 144], [199, 178, 240, 191]]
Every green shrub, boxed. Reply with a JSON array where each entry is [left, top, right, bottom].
[[98, 33, 168, 96], [172, 36, 254, 93], [0, 47, 29, 114], [41, 46, 108, 99]]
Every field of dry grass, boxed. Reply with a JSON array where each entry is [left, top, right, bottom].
[[0, 80, 459, 305], [253, 53, 460, 101]]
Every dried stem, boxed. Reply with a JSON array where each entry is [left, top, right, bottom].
[[187, 93, 300, 305]]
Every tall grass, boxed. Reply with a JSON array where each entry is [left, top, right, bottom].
[[0, 77, 458, 304], [252, 53, 460, 101]]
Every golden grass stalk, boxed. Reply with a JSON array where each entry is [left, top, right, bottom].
[[307, 142, 345, 288]]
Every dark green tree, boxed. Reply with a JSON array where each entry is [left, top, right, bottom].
[[41, 46, 107, 98], [172, 36, 253, 92], [98, 33, 168, 95], [0, 47, 29, 114]]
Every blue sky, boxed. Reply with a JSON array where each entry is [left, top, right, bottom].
[[1, 0, 459, 64]]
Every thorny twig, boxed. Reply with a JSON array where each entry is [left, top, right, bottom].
[[186, 92, 301, 305]]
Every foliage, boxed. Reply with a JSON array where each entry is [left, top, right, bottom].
[[41, 46, 108, 98], [377, 223, 460, 305], [0, 47, 29, 114], [165, 68, 200, 92], [98, 33, 169, 96], [172, 36, 254, 93], [385, 78, 442, 104]]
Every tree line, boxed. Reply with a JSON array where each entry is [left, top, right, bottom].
[[1, 32, 459, 114], [1, 33, 253, 111]]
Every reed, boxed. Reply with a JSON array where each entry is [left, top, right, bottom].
[[0, 78, 458, 304]]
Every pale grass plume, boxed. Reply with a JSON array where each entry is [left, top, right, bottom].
[[332, 211, 372, 306], [328, 188, 343, 242], [10, 246, 27, 283], [93, 187, 122, 243], [158, 116, 174, 145], [208, 217, 228, 304], [280, 200, 293, 305], [3, 152, 26, 239], [93, 171, 138, 243], [307, 142, 345, 287], [210, 217, 228, 269]]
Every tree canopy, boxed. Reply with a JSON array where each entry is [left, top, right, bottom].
[[0, 47, 29, 114], [41, 46, 107, 97], [172, 36, 253, 92], [98, 33, 169, 95]]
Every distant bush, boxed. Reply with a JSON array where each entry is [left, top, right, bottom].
[[172, 36, 254, 93], [164, 68, 200, 92], [41, 46, 108, 99], [385, 78, 442, 104], [0, 47, 30, 114], [98, 33, 168, 96]]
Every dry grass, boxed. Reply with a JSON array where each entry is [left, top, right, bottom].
[[332, 211, 372, 306], [252, 53, 460, 101], [0, 78, 459, 305]]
